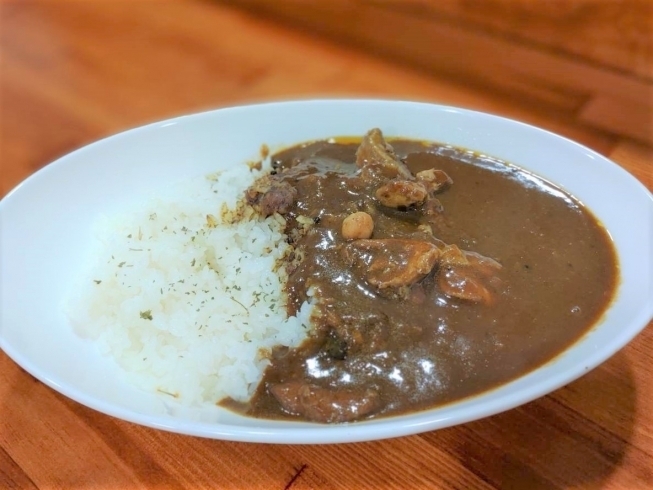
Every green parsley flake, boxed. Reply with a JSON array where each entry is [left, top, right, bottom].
[[140, 310, 153, 320]]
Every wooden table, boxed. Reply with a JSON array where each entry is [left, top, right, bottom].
[[1, 1, 651, 488]]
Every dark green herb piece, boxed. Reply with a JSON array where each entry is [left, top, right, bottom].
[[140, 310, 153, 320]]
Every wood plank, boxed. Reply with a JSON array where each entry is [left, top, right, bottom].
[[580, 97, 653, 153], [609, 140, 653, 189], [383, 0, 653, 80], [0, 358, 148, 489], [227, 0, 653, 144], [0, 446, 37, 490]]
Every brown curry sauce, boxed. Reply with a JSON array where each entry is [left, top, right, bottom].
[[223, 130, 618, 423]]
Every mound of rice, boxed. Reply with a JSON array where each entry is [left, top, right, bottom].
[[67, 163, 312, 405]]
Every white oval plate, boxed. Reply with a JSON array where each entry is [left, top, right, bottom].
[[1, 100, 652, 444]]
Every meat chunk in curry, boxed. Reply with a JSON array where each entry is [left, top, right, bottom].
[[344, 238, 441, 292]]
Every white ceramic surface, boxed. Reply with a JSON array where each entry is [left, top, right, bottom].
[[1, 100, 652, 444]]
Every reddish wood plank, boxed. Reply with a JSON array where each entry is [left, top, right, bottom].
[[228, 0, 653, 144], [0, 446, 37, 490]]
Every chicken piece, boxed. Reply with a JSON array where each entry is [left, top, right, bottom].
[[375, 180, 428, 208], [269, 382, 380, 423], [464, 250, 503, 275], [355, 128, 413, 184], [344, 239, 440, 290], [438, 244, 502, 304], [342, 211, 374, 240], [256, 181, 297, 216], [423, 197, 444, 216], [439, 244, 470, 266], [440, 245, 502, 272], [416, 168, 453, 194], [439, 267, 493, 303]]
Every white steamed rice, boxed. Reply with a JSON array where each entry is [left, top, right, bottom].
[[67, 163, 312, 405]]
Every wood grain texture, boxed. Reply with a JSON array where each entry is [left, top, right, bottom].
[[1, 1, 652, 489], [227, 0, 653, 144], [387, 0, 653, 80]]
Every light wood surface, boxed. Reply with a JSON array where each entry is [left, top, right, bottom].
[[1, 1, 652, 489]]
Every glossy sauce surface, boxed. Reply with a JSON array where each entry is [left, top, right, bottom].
[[237, 138, 618, 422]]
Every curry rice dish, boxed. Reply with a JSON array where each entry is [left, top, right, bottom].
[[73, 128, 618, 424]]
